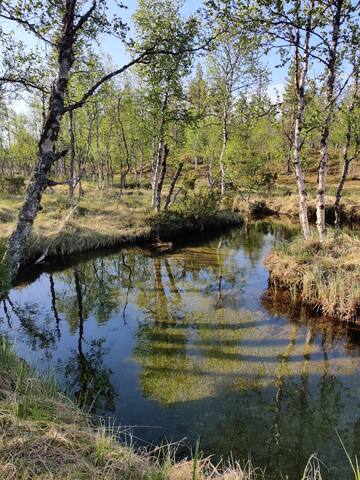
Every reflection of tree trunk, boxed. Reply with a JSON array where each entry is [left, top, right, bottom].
[[74, 268, 87, 404], [319, 332, 330, 424], [164, 258, 181, 300], [2, 299, 12, 327], [121, 254, 133, 324], [295, 322, 314, 471], [153, 258, 169, 321], [268, 324, 299, 464], [74, 269, 84, 358], [49, 274, 61, 339]]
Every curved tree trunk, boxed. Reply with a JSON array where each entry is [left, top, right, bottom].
[[8, 1, 78, 278]]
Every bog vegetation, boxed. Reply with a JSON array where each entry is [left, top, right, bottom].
[[0, 0, 360, 478]]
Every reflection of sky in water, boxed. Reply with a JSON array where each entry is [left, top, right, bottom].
[[1, 222, 360, 479]]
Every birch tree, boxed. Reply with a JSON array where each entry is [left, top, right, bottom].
[[0, 0, 208, 277], [334, 49, 360, 235], [133, 0, 198, 212], [207, 29, 262, 197], [315, 0, 357, 240], [291, 0, 315, 239]]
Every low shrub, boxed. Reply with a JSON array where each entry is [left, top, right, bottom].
[[175, 187, 221, 225], [122, 179, 152, 190], [181, 171, 198, 190], [0, 176, 25, 195]]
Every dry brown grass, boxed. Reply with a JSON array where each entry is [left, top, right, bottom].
[[232, 174, 360, 225], [265, 233, 360, 321], [0, 183, 242, 266]]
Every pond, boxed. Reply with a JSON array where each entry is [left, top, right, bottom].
[[1, 222, 360, 479]]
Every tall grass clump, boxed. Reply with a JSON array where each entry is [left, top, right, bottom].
[[265, 233, 360, 321]]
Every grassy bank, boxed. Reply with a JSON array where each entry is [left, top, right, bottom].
[[265, 233, 360, 322], [0, 183, 242, 268], [0, 339, 339, 480], [232, 174, 360, 225]]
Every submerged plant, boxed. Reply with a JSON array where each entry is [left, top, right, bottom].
[[301, 454, 323, 480]]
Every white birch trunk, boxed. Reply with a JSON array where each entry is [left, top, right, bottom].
[[316, 0, 343, 241], [291, 0, 314, 240]]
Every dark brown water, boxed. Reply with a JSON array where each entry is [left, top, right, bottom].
[[1, 222, 360, 479]]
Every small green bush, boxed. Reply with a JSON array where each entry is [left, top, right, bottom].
[[0, 176, 25, 195], [175, 187, 221, 224], [122, 179, 152, 190], [181, 172, 198, 190]]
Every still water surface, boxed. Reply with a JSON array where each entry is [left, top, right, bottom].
[[1, 222, 360, 479]]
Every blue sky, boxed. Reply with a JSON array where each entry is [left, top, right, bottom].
[[7, 0, 288, 112], [100, 0, 287, 97]]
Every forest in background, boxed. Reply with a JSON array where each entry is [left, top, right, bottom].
[[0, 0, 359, 280]]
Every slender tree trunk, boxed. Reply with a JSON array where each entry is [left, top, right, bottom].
[[139, 148, 144, 186], [334, 143, 352, 236], [164, 162, 183, 210], [286, 144, 292, 175], [219, 103, 228, 198], [151, 135, 158, 208], [117, 96, 130, 192], [208, 154, 215, 187], [68, 109, 75, 210], [292, 0, 314, 240], [316, 0, 343, 241], [334, 72, 359, 236], [155, 143, 169, 212], [152, 93, 169, 210], [8, 1, 77, 278]]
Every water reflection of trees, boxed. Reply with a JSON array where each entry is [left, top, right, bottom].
[[59, 268, 116, 412], [131, 247, 360, 479], [1, 224, 360, 478]]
